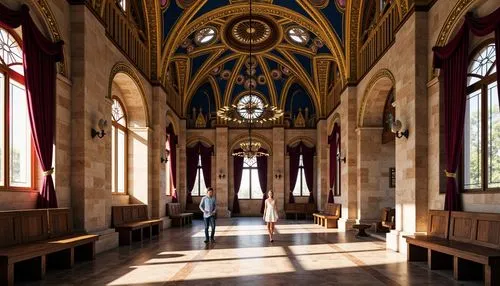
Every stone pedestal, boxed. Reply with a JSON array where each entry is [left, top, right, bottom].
[[93, 228, 119, 254]]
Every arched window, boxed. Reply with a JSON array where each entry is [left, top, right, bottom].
[[462, 42, 499, 191], [292, 154, 310, 197], [111, 98, 127, 193], [192, 155, 207, 196], [238, 157, 262, 199], [165, 136, 172, 195], [0, 27, 33, 189]]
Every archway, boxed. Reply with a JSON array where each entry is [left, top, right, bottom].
[[110, 69, 150, 207], [357, 70, 396, 229]]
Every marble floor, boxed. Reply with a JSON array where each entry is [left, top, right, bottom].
[[20, 218, 482, 286]]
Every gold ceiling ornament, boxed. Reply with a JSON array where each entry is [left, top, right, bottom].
[[232, 141, 269, 158], [217, 93, 283, 125], [222, 14, 282, 54]]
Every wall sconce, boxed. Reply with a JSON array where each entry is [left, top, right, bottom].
[[91, 119, 108, 139], [337, 152, 346, 164], [274, 171, 282, 179], [160, 149, 170, 163], [218, 170, 226, 180], [391, 119, 409, 139]]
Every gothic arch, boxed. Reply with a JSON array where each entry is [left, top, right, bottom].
[[358, 69, 396, 127]]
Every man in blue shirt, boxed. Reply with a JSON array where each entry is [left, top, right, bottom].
[[199, 187, 216, 243]]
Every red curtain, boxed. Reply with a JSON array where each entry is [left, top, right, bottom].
[[328, 123, 340, 203], [465, 7, 500, 104], [433, 23, 469, 211], [186, 142, 213, 204], [302, 144, 316, 203], [257, 148, 268, 214], [0, 4, 64, 208], [232, 148, 243, 214], [200, 143, 214, 191], [167, 124, 178, 202], [287, 144, 299, 204]]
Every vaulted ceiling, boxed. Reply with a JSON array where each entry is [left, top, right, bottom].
[[149, 0, 410, 119], [160, 0, 350, 118]]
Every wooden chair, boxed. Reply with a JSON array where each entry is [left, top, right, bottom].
[[111, 205, 162, 245], [167, 203, 193, 226], [0, 208, 98, 286], [375, 207, 395, 233], [313, 203, 341, 228], [404, 210, 500, 285]]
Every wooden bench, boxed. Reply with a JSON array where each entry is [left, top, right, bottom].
[[167, 203, 193, 226], [285, 203, 316, 220], [0, 208, 98, 286], [375, 207, 395, 233], [185, 203, 203, 219], [404, 210, 500, 285], [112, 205, 162, 245], [313, 203, 341, 228]]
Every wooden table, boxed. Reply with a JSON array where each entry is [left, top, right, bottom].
[[353, 224, 371, 237]]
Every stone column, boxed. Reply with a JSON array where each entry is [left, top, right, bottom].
[[356, 127, 384, 225], [273, 127, 285, 215], [316, 120, 328, 211], [215, 127, 230, 217], [386, 12, 429, 254], [338, 87, 358, 231], [177, 120, 187, 210]]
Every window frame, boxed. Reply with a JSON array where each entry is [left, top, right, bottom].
[[238, 156, 263, 200], [293, 154, 310, 197], [191, 154, 207, 197], [460, 39, 500, 193], [0, 28, 36, 192], [111, 97, 128, 194]]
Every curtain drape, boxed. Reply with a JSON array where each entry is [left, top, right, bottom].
[[465, 7, 500, 104], [0, 4, 64, 208], [328, 123, 340, 203], [232, 149, 244, 214], [257, 148, 268, 214], [200, 143, 214, 192], [167, 124, 178, 202], [433, 23, 469, 211], [302, 144, 315, 203], [287, 145, 299, 204], [186, 146, 198, 204]]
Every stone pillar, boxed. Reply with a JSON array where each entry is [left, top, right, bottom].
[[316, 120, 328, 211], [215, 127, 230, 217], [356, 127, 384, 225], [177, 120, 187, 210], [338, 87, 358, 231], [273, 127, 285, 215], [387, 12, 429, 254]]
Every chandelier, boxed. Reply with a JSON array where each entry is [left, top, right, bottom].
[[232, 141, 269, 158], [217, 0, 278, 158]]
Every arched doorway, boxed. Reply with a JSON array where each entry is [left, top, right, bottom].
[[357, 70, 396, 229]]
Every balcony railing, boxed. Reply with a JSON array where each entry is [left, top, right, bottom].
[[103, 1, 149, 75], [358, 4, 400, 78]]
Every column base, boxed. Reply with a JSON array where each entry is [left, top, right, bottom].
[[386, 230, 426, 254], [160, 216, 172, 229], [338, 218, 357, 231], [92, 228, 119, 254], [217, 208, 231, 218]]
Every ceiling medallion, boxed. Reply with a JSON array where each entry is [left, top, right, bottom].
[[222, 14, 282, 54]]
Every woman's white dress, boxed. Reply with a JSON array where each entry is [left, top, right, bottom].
[[263, 199, 279, 223]]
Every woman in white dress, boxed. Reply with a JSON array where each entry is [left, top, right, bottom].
[[263, 190, 279, 242]]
